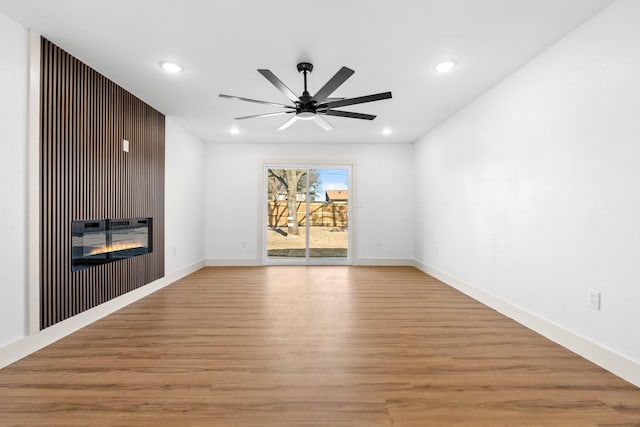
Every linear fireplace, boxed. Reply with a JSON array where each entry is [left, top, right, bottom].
[[72, 218, 152, 271]]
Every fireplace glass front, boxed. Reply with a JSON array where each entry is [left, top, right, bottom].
[[72, 218, 152, 271]]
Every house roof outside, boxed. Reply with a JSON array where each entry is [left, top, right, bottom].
[[326, 190, 348, 202]]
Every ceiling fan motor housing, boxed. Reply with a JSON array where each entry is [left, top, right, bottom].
[[297, 94, 316, 112]]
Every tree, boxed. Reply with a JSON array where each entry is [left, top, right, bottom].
[[267, 168, 320, 235]]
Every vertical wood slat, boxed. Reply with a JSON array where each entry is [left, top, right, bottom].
[[40, 38, 165, 330]]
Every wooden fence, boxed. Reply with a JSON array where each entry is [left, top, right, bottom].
[[268, 201, 348, 227]]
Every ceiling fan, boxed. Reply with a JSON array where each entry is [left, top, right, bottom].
[[219, 62, 392, 131]]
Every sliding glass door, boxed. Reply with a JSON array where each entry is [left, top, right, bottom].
[[265, 165, 351, 264]]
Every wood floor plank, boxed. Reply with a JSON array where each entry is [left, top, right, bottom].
[[0, 266, 638, 426]]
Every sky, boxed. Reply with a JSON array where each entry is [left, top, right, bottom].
[[315, 168, 348, 201]]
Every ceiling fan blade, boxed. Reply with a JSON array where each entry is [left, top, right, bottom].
[[312, 66, 355, 103], [313, 115, 334, 131], [235, 111, 294, 120], [258, 69, 300, 103], [278, 115, 299, 131], [219, 94, 294, 109], [321, 110, 376, 120], [321, 91, 392, 109]]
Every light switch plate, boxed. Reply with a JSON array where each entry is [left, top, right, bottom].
[[588, 290, 601, 311], [122, 139, 129, 153]]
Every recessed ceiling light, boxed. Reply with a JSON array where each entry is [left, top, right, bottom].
[[159, 61, 183, 73], [382, 128, 392, 135], [230, 127, 239, 135], [435, 60, 456, 73]]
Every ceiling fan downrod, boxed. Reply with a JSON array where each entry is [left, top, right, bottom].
[[296, 62, 316, 117], [297, 62, 313, 97]]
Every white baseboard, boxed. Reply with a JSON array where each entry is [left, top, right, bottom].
[[205, 258, 259, 267], [413, 260, 640, 388], [0, 260, 205, 369], [354, 258, 414, 266], [205, 258, 414, 267]]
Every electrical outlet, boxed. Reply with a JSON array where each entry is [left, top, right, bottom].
[[588, 290, 601, 311]]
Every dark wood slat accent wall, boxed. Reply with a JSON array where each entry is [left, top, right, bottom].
[[40, 38, 165, 329]]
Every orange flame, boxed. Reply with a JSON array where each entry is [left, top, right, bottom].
[[88, 241, 144, 256]]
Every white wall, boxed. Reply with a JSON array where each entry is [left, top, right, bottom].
[[0, 12, 28, 348], [165, 118, 206, 273], [414, 0, 640, 365], [205, 143, 414, 263]]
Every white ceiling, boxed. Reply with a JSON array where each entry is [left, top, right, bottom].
[[0, 0, 614, 144]]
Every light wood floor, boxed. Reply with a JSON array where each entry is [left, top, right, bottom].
[[0, 267, 638, 426]]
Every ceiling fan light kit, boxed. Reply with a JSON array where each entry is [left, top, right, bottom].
[[219, 62, 392, 131]]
